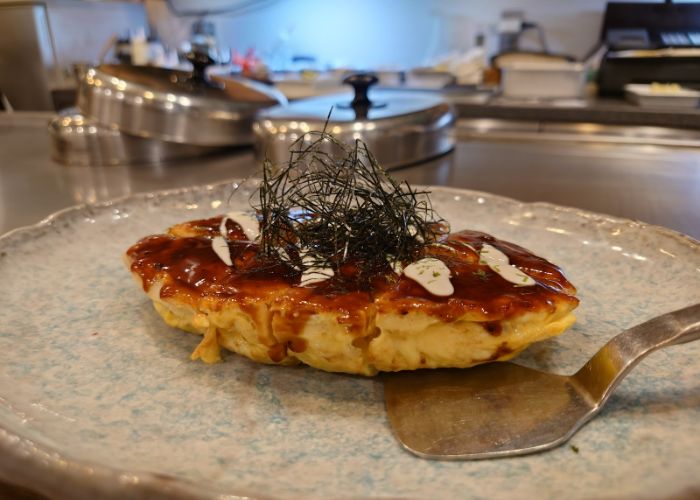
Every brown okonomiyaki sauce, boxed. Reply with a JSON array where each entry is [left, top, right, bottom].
[[126, 217, 579, 348]]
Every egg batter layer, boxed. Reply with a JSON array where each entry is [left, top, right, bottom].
[[125, 217, 578, 375]]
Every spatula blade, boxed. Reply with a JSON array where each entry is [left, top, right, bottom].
[[384, 363, 593, 460]]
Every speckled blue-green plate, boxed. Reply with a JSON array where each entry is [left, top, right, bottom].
[[0, 181, 698, 500]]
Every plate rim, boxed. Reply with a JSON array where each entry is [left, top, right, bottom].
[[2, 180, 698, 252], [0, 179, 697, 500]]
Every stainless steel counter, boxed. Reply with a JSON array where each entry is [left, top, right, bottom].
[[444, 89, 700, 129], [0, 113, 260, 233], [1, 112, 699, 239], [401, 125, 700, 239], [389, 87, 700, 129]]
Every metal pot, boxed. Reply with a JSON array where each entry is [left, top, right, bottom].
[[77, 53, 287, 147], [254, 73, 456, 169], [49, 108, 228, 166]]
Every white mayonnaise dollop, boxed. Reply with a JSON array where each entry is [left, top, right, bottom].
[[211, 236, 233, 266], [403, 257, 454, 297], [212, 210, 260, 266], [222, 210, 260, 241], [479, 244, 535, 286]]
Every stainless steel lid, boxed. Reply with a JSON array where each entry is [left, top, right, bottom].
[[77, 54, 287, 147], [254, 73, 455, 168], [49, 108, 226, 166]]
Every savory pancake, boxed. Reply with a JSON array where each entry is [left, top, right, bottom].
[[125, 216, 578, 375]]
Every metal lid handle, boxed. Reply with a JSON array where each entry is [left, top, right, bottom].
[[343, 73, 378, 108], [186, 50, 215, 84]]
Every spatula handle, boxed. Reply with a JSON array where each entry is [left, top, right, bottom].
[[573, 303, 700, 405]]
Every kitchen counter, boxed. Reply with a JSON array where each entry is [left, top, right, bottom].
[[1, 112, 699, 240], [458, 100, 700, 129], [0, 113, 260, 233], [445, 90, 700, 129]]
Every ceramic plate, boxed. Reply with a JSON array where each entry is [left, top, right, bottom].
[[0, 182, 698, 500]]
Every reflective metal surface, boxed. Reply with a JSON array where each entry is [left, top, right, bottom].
[[0, 113, 260, 233], [398, 127, 700, 239], [78, 65, 286, 146], [49, 108, 227, 166], [384, 303, 700, 460], [456, 118, 700, 147], [254, 90, 456, 168]]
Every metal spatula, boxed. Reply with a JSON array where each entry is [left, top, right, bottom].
[[384, 303, 700, 460]]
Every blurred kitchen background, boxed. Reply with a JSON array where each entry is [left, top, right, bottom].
[[1, 0, 699, 240], [1, 0, 608, 81], [7, 0, 700, 109], [4, 0, 598, 105]]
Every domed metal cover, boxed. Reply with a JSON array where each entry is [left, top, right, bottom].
[[78, 64, 286, 147], [49, 107, 224, 166], [254, 74, 455, 168]]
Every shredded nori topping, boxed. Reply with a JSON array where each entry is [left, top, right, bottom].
[[250, 130, 447, 287]]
